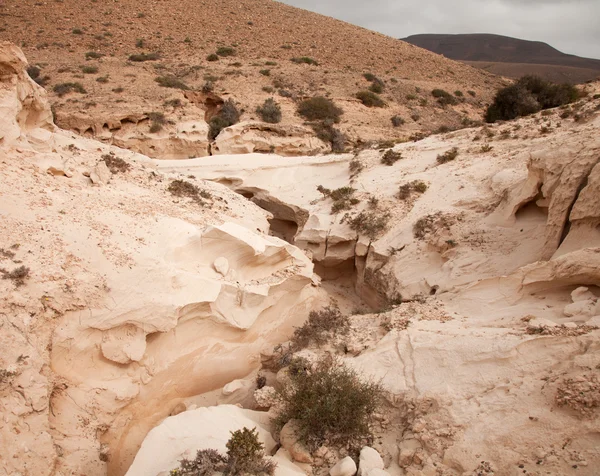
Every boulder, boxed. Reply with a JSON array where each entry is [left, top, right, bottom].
[[279, 420, 313, 464], [330, 456, 357, 476], [358, 447, 384, 476]]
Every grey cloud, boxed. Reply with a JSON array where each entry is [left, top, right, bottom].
[[279, 0, 600, 59]]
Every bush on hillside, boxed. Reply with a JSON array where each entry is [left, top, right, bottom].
[[216, 46, 236, 57], [297, 96, 343, 123], [53, 82, 86, 96], [155, 76, 189, 90], [356, 90, 385, 108], [431, 89, 457, 106], [485, 75, 578, 122], [256, 98, 282, 123], [129, 52, 160, 62], [291, 56, 318, 66], [311, 121, 346, 153], [209, 99, 241, 140], [274, 358, 383, 451]]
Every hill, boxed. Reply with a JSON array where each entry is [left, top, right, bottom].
[[0, 0, 504, 158], [403, 34, 600, 83]]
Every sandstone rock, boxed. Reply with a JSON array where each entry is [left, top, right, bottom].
[[398, 438, 423, 467], [125, 405, 275, 476], [366, 469, 391, 476], [564, 299, 599, 318], [571, 286, 596, 303], [213, 256, 229, 276], [89, 161, 111, 185], [280, 420, 313, 464], [101, 324, 147, 364], [222, 379, 245, 395], [212, 121, 329, 156], [330, 456, 357, 476], [47, 166, 73, 177], [272, 448, 308, 476], [358, 447, 384, 476]]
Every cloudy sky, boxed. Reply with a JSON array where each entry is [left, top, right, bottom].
[[279, 0, 600, 59]]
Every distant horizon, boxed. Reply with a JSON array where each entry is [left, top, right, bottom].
[[279, 0, 600, 60]]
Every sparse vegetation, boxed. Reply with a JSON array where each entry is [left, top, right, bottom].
[[381, 149, 402, 165], [398, 180, 427, 199], [168, 179, 212, 204], [346, 211, 390, 239], [209, 99, 241, 140], [155, 75, 189, 90], [318, 185, 358, 213], [485, 75, 579, 123], [391, 115, 405, 127], [356, 90, 385, 108], [147, 111, 167, 132], [1, 265, 30, 287], [96, 75, 109, 83], [436, 147, 459, 164], [311, 121, 346, 153], [256, 98, 282, 123], [297, 97, 343, 123], [480, 144, 493, 152], [53, 82, 86, 97], [206, 53, 219, 62], [85, 51, 103, 60], [129, 52, 160, 62], [72, 28, 83, 35], [259, 69, 270, 76], [170, 427, 275, 476], [413, 212, 451, 239], [81, 65, 98, 74], [274, 358, 383, 451], [216, 46, 236, 57], [102, 154, 131, 174], [291, 56, 318, 66], [291, 306, 349, 350], [431, 89, 458, 107], [349, 158, 364, 176]]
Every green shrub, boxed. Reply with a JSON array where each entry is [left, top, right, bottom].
[[356, 90, 385, 108], [431, 89, 457, 106], [274, 359, 383, 450], [467, 90, 476, 97], [209, 99, 241, 140], [256, 98, 282, 123], [85, 51, 103, 60], [311, 121, 345, 153], [297, 96, 343, 123], [216, 46, 236, 57], [81, 65, 98, 74], [391, 115, 405, 127], [363, 72, 376, 82], [206, 53, 219, 62], [26, 65, 40, 79], [259, 69, 270, 76], [291, 306, 349, 350], [368, 78, 385, 94], [346, 211, 389, 239], [485, 75, 578, 123], [155, 75, 189, 90], [53, 82, 86, 97], [317, 185, 357, 212], [291, 57, 318, 66], [381, 149, 402, 165], [454, 90, 463, 97], [170, 429, 275, 476], [129, 52, 160, 62], [436, 147, 459, 164]]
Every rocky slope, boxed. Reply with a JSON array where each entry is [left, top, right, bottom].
[[0, 0, 504, 158], [2, 41, 600, 476]]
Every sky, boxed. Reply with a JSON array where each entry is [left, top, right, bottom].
[[279, 0, 600, 60]]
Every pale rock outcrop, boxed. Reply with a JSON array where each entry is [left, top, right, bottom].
[[212, 121, 329, 156], [357, 447, 384, 476], [125, 405, 275, 476], [56, 109, 210, 160], [222, 379, 246, 396], [253, 385, 278, 408], [0, 41, 53, 145], [330, 456, 358, 476], [279, 419, 314, 464]]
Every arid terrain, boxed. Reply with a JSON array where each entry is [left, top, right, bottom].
[[2, 2, 600, 476], [0, 0, 505, 159], [404, 34, 600, 84]]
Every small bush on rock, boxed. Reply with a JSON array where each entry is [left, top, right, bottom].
[[346, 211, 390, 239], [311, 120, 346, 153], [291, 306, 349, 350], [209, 99, 241, 140], [102, 153, 131, 173], [256, 98, 282, 124], [274, 358, 383, 451], [436, 147, 459, 164]]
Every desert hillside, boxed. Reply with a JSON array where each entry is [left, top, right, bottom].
[[2, 41, 600, 476], [0, 0, 505, 158], [403, 33, 600, 84]]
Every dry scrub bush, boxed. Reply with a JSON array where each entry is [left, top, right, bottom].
[[317, 186, 359, 213], [0, 265, 30, 287], [311, 121, 346, 153], [436, 147, 459, 164], [297, 97, 342, 123], [168, 180, 212, 204], [274, 359, 383, 451], [432, 89, 457, 106], [290, 306, 350, 350], [398, 180, 427, 199], [155, 76, 189, 90], [346, 211, 390, 239], [256, 98, 282, 124], [356, 90, 385, 108], [381, 149, 402, 166], [209, 99, 241, 140], [102, 154, 131, 174], [53, 82, 86, 97], [129, 52, 160, 62]]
